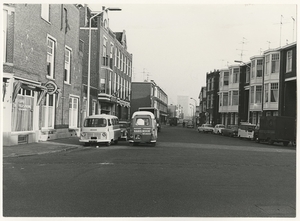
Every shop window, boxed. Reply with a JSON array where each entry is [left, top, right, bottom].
[[12, 89, 34, 132], [42, 94, 55, 129], [69, 96, 79, 128]]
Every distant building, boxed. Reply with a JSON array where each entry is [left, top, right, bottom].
[[177, 95, 190, 119], [130, 81, 168, 124], [206, 70, 220, 125], [198, 86, 207, 125]]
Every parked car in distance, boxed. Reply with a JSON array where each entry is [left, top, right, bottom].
[[213, 124, 225, 134], [197, 124, 214, 133], [186, 120, 194, 128], [119, 121, 130, 141], [222, 125, 238, 137]]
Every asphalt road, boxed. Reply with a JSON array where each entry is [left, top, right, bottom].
[[3, 126, 296, 217]]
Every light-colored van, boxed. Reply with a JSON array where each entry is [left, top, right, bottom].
[[80, 114, 121, 146], [238, 122, 256, 140], [128, 111, 157, 146]]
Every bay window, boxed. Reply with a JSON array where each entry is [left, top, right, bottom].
[[264, 84, 269, 103], [232, 91, 239, 105], [271, 53, 280, 73], [250, 86, 254, 104], [270, 83, 278, 102], [255, 86, 262, 103]]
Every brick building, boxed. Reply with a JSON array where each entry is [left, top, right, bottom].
[[79, 6, 133, 121], [206, 70, 220, 125], [2, 4, 83, 145]]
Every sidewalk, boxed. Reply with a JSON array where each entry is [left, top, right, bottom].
[[3, 137, 83, 158]]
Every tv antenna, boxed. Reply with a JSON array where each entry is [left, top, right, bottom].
[[236, 37, 248, 61]]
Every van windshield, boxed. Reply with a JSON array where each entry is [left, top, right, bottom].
[[134, 117, 150, 126], [84, 118, 107, 127]]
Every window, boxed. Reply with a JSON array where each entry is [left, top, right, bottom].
[[228, 91, 231, 105], [12, 89, 34, 132], [233, 68, 239, 83], [264, 84, 269, 103], [256, 59, 263, 77], [100, 78, 106, 93], [265, 55, 270, 75], [271, 53, 279, 73], [69, 97, 78, 128], [246, 66, 250, 83], [124, 56, 127, 74], [42, 94, 55, 129], [232, 91, 239, 105], [121, 53, 123, 71], [286, 50, 292, 72], [110, 43, 114, 69], [223, 92, 228, 106], [102, 37, 108, 66], [211, 78, 214, 90], [224, 72, 229, 86], [251, 60, 255, 78], [114, 73, 117, 94], [270, 83, 278, 102], [250, 86, 254, 104], [108, 72, 112, 95], [118, 50, 121, 69], [47, 37, 55, 78], [64, 47, 71, 83], [219, 93, 222, 106], [114, 47, 117, 67], [255, 86, 262, 103], [41, 4, 50, 21], [3, 9, 8, 62]]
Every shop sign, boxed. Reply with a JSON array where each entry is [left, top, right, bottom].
[[45, 81, 58, 95]]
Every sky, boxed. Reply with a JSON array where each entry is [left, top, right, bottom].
[[88, 1, 297, 105]]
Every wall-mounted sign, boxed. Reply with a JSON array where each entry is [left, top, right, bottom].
[[44, 81, 58, 95]]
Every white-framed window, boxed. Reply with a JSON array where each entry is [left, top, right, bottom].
[[286, 50, 292, 72], [270, 83, 279, 102], [265, 55, 270, 75], [250, 86, 254, 104], [47, 36, 56, 79], [255, 86, 262, 103], [264, 83, 269, 103], [12, 88, 35, 132], [124, 56, 127, 74], [3, 9, 8, 63], [69, 96, 79, 128], [100, 78, 106, 93], [271, 53, 280, 73], [224, 72, 229, 86], [232, 90, 239, 105], [251, 60, 255, 78], [121, 53, 123, 71], [103, 36, 107, 66], [223, 92, 228, 106], [92, 100, 97, 115], [64, 47, 71, 84], [114, 73, 117, 94], [42, 94, 55, 129], [256, 59, 263, 77], [233, 68, 239, 83], [118, 49, 121, 69], [41, 4, 50, 21]]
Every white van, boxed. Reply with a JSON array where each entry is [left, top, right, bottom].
[[80, 114, 121, 146], [238, 122, 256, 140]]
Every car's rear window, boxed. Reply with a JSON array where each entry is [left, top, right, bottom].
[[84, 118, 107, 127], [134, 117, 151, 126]]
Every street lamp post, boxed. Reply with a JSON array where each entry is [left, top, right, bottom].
[[87, 7, 121, 116], [190, 97, 197, 126]]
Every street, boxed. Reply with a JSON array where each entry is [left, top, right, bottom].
[[3, 126, 296, 217]]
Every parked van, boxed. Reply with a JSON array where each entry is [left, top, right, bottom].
[[238, 122, 256, 140], [79, 114, 121, 146], [129, 111, 157, 146]]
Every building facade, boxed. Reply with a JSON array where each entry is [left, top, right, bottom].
[[206, 70, 220, 125], [3, 4, 83, 145], [79, 5, 133, 121], [130, 81, 168, 124], [198, 86, 207, 125]]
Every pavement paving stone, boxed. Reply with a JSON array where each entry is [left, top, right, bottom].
[[3, 137, 83, 158]]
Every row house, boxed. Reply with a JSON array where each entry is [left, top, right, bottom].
[[198, 86, 206, 125], [3, 4, 83, 145], [79, 6, 133, 121], [201, 42, 296, 127], [206, 70, 219, 125], [130, 81, 168, 124]]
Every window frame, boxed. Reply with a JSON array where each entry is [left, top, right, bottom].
[[64, 46, 72, 84], [286, 50, 292, 73], [47, 36, 56, 79]]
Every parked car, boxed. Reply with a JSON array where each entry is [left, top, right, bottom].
[[197, 124, 214, 133], [186, 120, 194, 128], [213, 124, 225, 134], [221, 125, 238, 137], [119, 121, 130, 141]]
